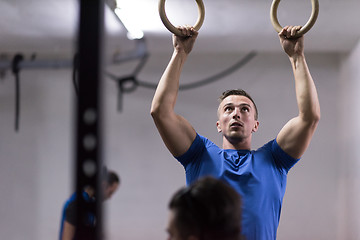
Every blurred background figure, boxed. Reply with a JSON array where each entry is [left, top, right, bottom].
[[59, 169, 120, 240]]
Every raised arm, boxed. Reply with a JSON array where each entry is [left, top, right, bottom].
[[151, 26, 198, 157], [276, 26, 321, 159]]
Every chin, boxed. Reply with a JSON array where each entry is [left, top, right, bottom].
[[227, 133, 244, 140]]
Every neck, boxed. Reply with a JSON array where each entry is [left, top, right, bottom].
[[222, 136, 251, 150], [84, 187, 95, 198]]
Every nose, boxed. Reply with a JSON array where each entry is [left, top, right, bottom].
[[232, 107, 240, 119]]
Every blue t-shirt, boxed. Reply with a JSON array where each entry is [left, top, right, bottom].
[[176, 134, 299, 240], [59, 191, 96, 240]]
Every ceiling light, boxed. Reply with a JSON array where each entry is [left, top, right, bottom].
[[114, 1, 144, 40]]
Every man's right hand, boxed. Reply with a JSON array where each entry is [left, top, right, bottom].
[[278, 26, 304, 59], [173, 25, 198, 54]]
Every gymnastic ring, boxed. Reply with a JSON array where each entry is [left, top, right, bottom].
[[159, 0, 205, 36], [270, 0, 319, 37]]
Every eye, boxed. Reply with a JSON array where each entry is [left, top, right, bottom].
[[224, 106, 233, 112], [241, 106, 250, 112]]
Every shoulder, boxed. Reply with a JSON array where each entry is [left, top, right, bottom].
[[256, 139, 300, 172], [192, 133, 214, 145], [176, 133, 220, 165], [256, 138, 288, 154], [182, 133, 218, 154]]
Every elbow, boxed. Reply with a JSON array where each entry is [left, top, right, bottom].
[[314, 111, 321, 124], [313, 106, 321, 124], [304, 110, 321, 128], [311, 114, 320, 129], [151, 97, 175, 122], [150, 102, 167, 121], [314, 113, 321, 128], [151, 104, 175, 126], [150, 97, 160, 116], [150, 104, 159, 119], [300, 106, 320, 128]]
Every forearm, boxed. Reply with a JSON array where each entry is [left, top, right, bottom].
[[151, 50, 188, 115], [290, 54, 320, 123], [61, 221, 75, 240]]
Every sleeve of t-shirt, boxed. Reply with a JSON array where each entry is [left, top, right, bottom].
[[272, 138, 300, 173], [64, 201, 77, 225], [175, 133, 205, 168]]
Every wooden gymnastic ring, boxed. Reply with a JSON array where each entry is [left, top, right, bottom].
[[270, 0, 319, 37], [159, 0, 205, 36]]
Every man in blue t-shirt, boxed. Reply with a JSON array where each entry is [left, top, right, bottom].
[[151, 25, 320, 240], [59, 170, 120, 240]]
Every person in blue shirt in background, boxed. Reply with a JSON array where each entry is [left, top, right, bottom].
[[59, 170, 119, 240], [151, 25, 320, 240]]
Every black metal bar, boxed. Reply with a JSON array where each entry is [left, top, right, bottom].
[[75, 0, 105, 239], [0, 59, 73, 70]]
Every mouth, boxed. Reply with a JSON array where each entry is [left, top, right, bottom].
[[230, 122, 243, 128]]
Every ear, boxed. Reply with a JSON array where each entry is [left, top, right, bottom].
[[252, 120, 259, 133], [216, 120, 222, 133]]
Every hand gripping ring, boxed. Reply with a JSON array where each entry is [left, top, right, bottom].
[[270, 0, 319, 37], [159, 0, 205, 36]]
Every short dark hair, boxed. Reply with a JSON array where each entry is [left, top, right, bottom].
[[101, 165, 119, 185], [169, 176, 243, 240], [107, 171, 120, 185], [218, 89, 258, 120]]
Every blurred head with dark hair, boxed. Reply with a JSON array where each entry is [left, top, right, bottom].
[[102, 170, 120, 200], [167, 176, 243, 240]]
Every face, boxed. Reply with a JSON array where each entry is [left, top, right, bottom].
[[103, 182, 119, 200], [216, 95, 259, 142], [166, 210, 198, 240], [166, 210, 183, 240]]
